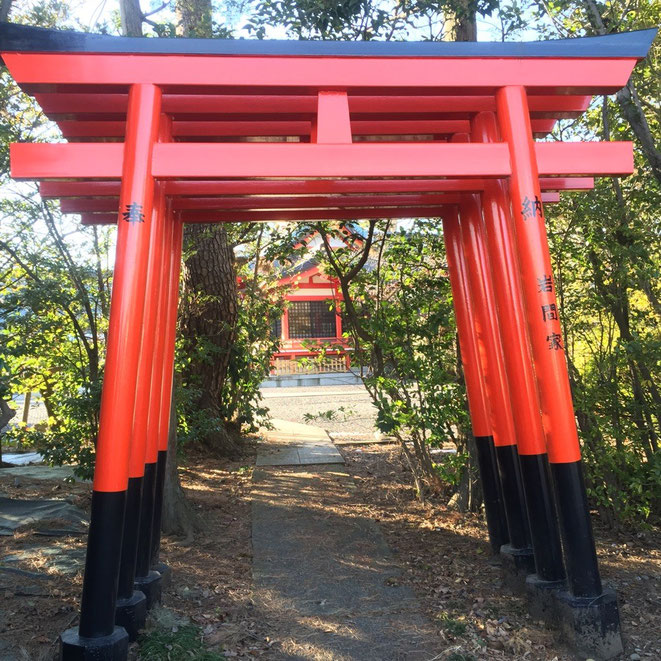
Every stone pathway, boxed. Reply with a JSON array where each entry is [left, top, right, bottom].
[[256, 419, 344, 467], [252, 422, 440, 660]]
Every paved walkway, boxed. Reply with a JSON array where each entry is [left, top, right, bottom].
[[256, 419, 344, 467], [252, 422, 440, 660]]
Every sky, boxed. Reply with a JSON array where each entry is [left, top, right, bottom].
[[72, 0, 535, 42]]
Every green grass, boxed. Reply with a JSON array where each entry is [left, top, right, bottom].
[[448, 653, 476, 661], [439, 613, 467, 637], [138, 624, 225, 660]]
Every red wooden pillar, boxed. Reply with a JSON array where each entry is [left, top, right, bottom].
[[132, 182, 169, 607], [442, 208, 509, 553], [114, 178, 167, 639], [458, 194, 533, 565], [60, 83, 162, 658], [473, 111, 566, 586], [496, 86, 602, 598], [149, 209, 184, 575]]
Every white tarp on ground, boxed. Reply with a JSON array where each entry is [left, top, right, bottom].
[[2, 452, 44, 465]]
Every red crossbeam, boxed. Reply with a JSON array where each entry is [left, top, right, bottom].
[[13, 142, 632, 179], [56, 118, 560, 139], [58, 119, 474, 139], [4, 53, 636, 94], [34, 93, 592, 118], [39, 177, 594, 199], [61, 191, 561, 214], [78, 196, 561, 225]]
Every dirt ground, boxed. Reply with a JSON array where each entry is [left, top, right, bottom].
[[1, 441, 659, 660]]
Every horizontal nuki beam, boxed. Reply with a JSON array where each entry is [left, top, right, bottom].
[[40, 178, 593, 199], [12, 142, 633, 180], [53, 118, 559, 140], [78, 196, 560, 225], [58, 191, 562, 214], [33, 93, 592, 120]]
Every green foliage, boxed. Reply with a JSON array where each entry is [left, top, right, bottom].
[[522, 0, 661, 526], [439, 612, 468, 637], [174, 228, 286, 449], [302, 405, 355, 422], [138, 624, 225, 660], [244, 0, 498, 40], [310, 219, 471, 499], [434, 452, 469, 488]]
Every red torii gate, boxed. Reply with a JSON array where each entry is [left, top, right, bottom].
[[0, 22, 655, 661]]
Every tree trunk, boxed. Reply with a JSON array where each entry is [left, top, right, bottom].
[[179, 225, 240, 454], [583, 0, 661, 185], [176, 0, 242, 456], [0, 0, 14, 22], [447, 0, 477, 42], [161, 384, 201, 539], [0, 398, 16, 466], [120, 0, 143, 37]]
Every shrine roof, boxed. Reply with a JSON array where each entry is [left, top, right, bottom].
[[0, 23, 656, 60]]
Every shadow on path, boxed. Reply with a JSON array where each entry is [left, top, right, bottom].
[[252, 454, 442, 660]]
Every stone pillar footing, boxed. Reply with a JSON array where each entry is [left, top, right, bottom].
[[500, 544, 535, 593], [525, 573, 566, 624], [152, 561, 172, 589], [134, 570, 162, 610], [114, 590, 147, 641], [59, 625, 129, 661], [554, 587, 623, 660]]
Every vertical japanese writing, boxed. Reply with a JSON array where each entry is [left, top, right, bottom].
[[521, 195, 543, 221], [537, 275, 553, 293], [541, 303, 558, 321], [546, 333, 563, 350], [122, 202, 145, 223]]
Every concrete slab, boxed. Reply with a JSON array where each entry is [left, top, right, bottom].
[[256, 419, 344, 467]]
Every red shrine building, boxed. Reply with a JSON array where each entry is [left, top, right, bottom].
[[269, 229, 356, 376]]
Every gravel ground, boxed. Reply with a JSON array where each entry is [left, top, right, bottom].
[[260, 385, 379, 439]]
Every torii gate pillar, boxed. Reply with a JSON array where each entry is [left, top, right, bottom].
[[497, 86, 622, 659], [60, 83, 162, 659]]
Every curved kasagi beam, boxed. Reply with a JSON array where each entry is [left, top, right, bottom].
[[1, 25, 656, 94], [0, 22, 656, 59]]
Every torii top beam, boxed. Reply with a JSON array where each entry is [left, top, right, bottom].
[[0, 23, 656, 221]]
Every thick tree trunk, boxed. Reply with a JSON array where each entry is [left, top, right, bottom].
[[0, 398, 16, 466], [176, 0, 242, 456], [0, 0, 14, 22], [161, 384, 200, 539], [447, 0, 477, 42], [180, 225, 240, 454], [584, 0, 661, 185], [120, 0, 143, 37]]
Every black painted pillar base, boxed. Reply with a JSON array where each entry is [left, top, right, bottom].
[[495, 444, 532, 550], [519, 454, 566, 583], [554, 587, 623, 660], [114, 590, 147, 642], [59, 626, 128, 661], [474, 435, 509, 554], [525, 573, 566, 623], [152, 561, 172, 588], [134, 570, 162, 610], [500, 543, 535, 593]]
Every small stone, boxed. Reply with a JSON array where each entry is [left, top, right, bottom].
[[630, 654, 641, 661], [13, 477, 21, 487]]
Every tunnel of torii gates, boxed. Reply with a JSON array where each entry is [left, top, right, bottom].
[[0, 21, 656, 661]]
